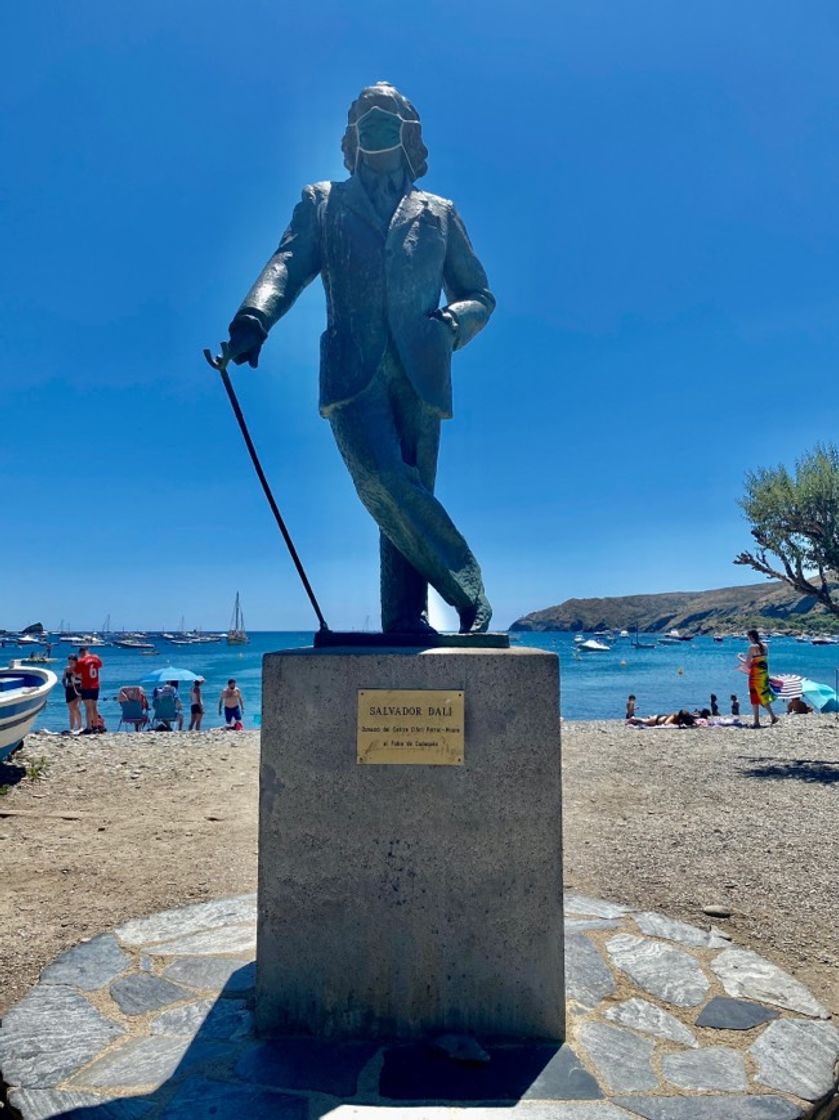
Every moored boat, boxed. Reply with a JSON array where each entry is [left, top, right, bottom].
[[227, 592, 249, 646], [0, 662, 58, 761], [112, 636, 156, 650]]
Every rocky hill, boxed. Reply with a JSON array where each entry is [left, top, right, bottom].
[[509, 581, 839, 634]]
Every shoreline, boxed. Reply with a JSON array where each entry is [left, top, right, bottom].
[[1, 717, 836, 1020]]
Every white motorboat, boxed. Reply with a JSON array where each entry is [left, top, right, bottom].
[[81, 634, 108, 647], [0, 661, 58, 761], [112, 637, 156, 650], [659, 629, 691, 644], [578, 639, 610, 652]]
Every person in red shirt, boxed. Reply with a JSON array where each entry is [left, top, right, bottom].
[[76, 646, 103, 732]]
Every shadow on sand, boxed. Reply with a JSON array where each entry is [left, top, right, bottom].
[[738, 754, 839, 785]]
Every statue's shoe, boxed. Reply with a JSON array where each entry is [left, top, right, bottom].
[[458, 594, 492, 634], [383, 615, 439, 636]]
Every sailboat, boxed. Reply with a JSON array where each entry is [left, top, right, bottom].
[[227, 592, 249, 645], [632, 625, 657, 650]]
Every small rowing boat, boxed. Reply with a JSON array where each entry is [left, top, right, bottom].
[[0, 661, 58, 762]]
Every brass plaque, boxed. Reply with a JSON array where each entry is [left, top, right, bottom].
[[357, 689, 464, 765]]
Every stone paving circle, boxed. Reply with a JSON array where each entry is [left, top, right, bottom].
[[1, 891, 837, 1119]]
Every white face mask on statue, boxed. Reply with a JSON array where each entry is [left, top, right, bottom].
[[353, 105, 417, 178]]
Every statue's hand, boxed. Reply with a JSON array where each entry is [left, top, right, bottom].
[[227, 313, 268, 368], [430, 307, 460, 346]]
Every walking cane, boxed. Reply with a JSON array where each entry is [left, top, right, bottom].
[[203, 341, 330, 633]]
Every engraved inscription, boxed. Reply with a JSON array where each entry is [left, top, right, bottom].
[[357, 689, 464, 765]]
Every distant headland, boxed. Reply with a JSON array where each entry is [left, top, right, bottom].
[[509, 581, 839, 635]]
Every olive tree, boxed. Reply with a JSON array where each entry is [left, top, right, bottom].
[[735, 443, 839, 614]]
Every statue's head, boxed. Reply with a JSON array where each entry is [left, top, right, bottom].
[[341, 82, 428, 180]]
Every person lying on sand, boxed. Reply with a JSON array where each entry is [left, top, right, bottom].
[[628, 710, 696, 727]]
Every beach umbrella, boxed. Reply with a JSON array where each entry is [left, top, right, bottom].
[[771, 674, 804, 699], [801, 678, 839, 713], [141, 666, 204, 685]]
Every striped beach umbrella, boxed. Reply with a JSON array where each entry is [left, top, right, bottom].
[[771, 674, 804, 699]]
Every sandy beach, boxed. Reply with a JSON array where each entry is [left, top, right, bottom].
[[0, 717, 836, 1020]]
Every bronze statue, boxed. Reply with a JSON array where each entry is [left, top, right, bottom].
[[224, 82, 495, 634]]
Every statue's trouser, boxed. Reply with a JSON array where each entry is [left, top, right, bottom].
[[329, 350, 488, 631]]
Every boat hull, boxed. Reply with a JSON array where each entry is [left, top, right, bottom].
[[0, 663, 58, 761]]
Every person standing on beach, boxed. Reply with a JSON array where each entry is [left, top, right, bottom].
[[738, 630, 778, 729], [710, 693, 720, 716], [626, 694, 636, 720], [218, 679, 245, 729], [189, 680, 204, 731], [62, 654, 82, 733], [730, 693, 740, 716], [75, 645, 103, 733]]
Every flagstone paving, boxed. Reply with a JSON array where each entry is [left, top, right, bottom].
[[1, 893, 836, 1119]]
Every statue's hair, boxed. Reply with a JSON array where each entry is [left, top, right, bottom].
[[341, 82, 428, 180]]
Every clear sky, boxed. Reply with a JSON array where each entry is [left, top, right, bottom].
[[3, 1, 838, 632]]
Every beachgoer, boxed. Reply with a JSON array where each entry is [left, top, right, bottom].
[[168, 680, 184, 731], [75, 645, 103, 733], [152, 681, 183, 731], [189, 680, 204, 731], [219, 679, 245, 728], [787, 696, 812, 715], [62, 654, 82, 733], [730, 693, 740, 716], [628, 710, 696, 727], [710, 693, 720, 716], [738, 630, 778, 728], [626, 694, 636, 720]]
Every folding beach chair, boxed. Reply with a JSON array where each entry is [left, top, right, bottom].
[[152, 686, 182, 731], [117, 686, 149, 732]]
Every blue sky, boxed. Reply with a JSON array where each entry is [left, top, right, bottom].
[[3, 1, 838, 632]]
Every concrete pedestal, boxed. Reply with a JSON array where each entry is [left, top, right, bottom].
[[256, 646, 564, 1041]]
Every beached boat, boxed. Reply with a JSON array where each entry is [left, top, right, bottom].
[[227, 593, 249, 645], [578, 639, 610, 652], [0, 662, 58, 761]]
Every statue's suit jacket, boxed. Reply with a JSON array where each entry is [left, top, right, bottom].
[[237, 175, 496, 419]]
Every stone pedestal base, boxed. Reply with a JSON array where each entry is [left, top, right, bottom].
[[256, 646, 564, 1041]]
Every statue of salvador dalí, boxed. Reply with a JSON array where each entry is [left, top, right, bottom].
[[221, 82, 496, 636]]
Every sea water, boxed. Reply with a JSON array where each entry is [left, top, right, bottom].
[[25, 632, 839, 733]]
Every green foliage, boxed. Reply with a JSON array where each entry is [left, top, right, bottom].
[[736, 443, 839, 613], [24, 756, 50, 782]]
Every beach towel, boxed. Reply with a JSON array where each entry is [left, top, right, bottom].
[[748, 656, 777, 707]]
